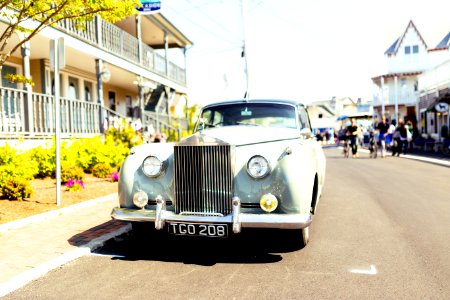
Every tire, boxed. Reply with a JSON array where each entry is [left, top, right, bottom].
[[284, 226, 310, 250], [131, 222, 156, 237], [301, 226, 310, 247]]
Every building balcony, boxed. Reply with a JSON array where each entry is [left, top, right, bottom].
[[57, 16, 187, 85]]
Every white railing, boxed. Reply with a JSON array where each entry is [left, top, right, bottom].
[[58, 17, 186, 85], [0, 87, 26, 134], [1, 87, 186, 141], [418, 60, 450, 94]]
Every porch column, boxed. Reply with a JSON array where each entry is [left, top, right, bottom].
[[21, 42, 34, 135], [164, 30, 169, 76], [96, 58, 105, 133], [394, 76, 398, 122], [136, 15, 142, 63], [380, 76, 385, 117], [183, 47, 188, 85]]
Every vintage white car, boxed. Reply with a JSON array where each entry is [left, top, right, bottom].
[[111, 99, 326, 247]]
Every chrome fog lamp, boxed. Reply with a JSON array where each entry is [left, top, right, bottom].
[[247, 155, 270, 179], [260, 193, 278, 212], [142, 156, 163, 178], [133, 191, 148, 208]]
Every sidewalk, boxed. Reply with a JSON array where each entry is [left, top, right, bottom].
[[0, 194, 131, 297], [0, 150, 448, 297]]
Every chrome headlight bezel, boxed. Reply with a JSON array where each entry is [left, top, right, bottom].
[[246, 155, 271, 179], [141, 155, 165, 178]]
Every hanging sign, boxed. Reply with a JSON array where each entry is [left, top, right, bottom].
[[435, 102, 449, 113], [137, 0, 161, 14]]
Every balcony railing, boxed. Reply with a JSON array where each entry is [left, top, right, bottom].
[[58, 17, 186, 85], [1, 87, 187, 140]]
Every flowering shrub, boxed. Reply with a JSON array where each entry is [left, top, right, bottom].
[[61, 165, 85, 183], [65, 179, 85, 192], [1, 177, 33, 200], [92, 163, 113, 178], [108, 172, 119, 182]]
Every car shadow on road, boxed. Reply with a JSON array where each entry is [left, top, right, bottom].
[[93, 228, 306, 266]]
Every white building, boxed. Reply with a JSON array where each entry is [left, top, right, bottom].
[[371, 21, 450, 132]]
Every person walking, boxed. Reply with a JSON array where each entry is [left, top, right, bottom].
[[347, 119, 360, 158], [392, 120, 407, 156], [376, 116, 390, 158]]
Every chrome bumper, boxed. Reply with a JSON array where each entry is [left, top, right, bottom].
[[111, 197, 312, 234]]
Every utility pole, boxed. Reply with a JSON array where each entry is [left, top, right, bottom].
[[241, 0, 250, 101]]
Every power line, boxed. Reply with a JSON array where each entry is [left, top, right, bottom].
[[164, 1, 241, 46]]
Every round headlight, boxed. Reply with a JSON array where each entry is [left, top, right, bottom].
[[247, 155, 270, 179], [142, 156, 163, 178], [133, 191, 148, 208]]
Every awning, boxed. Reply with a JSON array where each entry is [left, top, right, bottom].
[[427, 94, 450, 112]]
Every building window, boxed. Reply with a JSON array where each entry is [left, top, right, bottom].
[[68, 76, 79, 99], [126, 95, 133, 117], [84, 81, 93, 101], [412, 45, 419, 53], [318, 113, 323, 119], [404, 46, 411, 54], [108, 91, 116, 111]]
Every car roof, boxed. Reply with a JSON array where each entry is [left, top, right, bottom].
[[202, 99, 305, 109]]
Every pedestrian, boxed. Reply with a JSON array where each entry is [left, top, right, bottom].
[[346, 119, 360, 158], [376, 115, 390, 158], [324, 130, 330, 144], [406, 120, 414, 151], [315, 129, 323, 143], [392, 120, 407, 156]]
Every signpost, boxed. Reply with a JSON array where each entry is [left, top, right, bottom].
[[137, 0, 161, 14], [435, 102, 449, 113], [50, 38, 65, 206]]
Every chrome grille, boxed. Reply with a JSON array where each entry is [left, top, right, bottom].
[[174, 145, 233, 215]]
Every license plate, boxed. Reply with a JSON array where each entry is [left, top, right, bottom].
[[167, 222, 228, 238]]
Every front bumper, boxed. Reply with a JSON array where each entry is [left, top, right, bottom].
[[111, 197, 312, 234]]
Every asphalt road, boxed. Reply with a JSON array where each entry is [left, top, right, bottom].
[[5, 147, 450, 300]]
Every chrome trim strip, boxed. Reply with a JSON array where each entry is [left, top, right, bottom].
[[111, 208, 312, 230], [232, 197, 241, 233], [155, 195, 165, 230]]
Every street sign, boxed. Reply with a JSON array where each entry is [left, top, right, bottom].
[[137, 0, 161, 14], [435, 102, 449, 113]]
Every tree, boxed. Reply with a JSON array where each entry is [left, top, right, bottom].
[[0, 0, 141, 70]]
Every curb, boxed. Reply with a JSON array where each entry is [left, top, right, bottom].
[[336, 146, 450, 167], [0, 223, 131, 297], [0, 193, 117, 234]]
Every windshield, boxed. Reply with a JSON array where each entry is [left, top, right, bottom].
[[195, 103, 297, 131]]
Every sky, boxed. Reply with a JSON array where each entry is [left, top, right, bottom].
[[160, 0, 450, 106]]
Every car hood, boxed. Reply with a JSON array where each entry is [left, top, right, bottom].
[[178, 126, 300, 147]]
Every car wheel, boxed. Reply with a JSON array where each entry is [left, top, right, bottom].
[[131, 222, 156, 237], [301, 226, 310, 246], [284, 226, 310, 249]]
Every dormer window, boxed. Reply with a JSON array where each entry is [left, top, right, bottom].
[[405, 46, 411, 54], [412, 45, 419, 53]]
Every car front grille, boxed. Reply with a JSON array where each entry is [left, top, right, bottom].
[[174, 144, 233, 216]]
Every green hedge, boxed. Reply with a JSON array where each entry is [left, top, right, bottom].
[[0, 123, 142, 199]]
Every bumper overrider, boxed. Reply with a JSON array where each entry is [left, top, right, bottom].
[[111, 196, 312, 234]]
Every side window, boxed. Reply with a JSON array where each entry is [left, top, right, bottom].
[[298, 106, 311, 130], [212, 111, 223, 125]]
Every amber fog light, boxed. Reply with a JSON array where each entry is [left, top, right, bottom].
[[260, 193, 278, 212], [133, 191, 148, 208]]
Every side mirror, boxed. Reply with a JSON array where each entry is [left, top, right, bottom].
[[300, 128, 312, 139]]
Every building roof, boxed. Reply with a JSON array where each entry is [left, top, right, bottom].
[[371, 71, 422, 82], [384, 20, 428, 56], [435, 32, 450, 49]]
